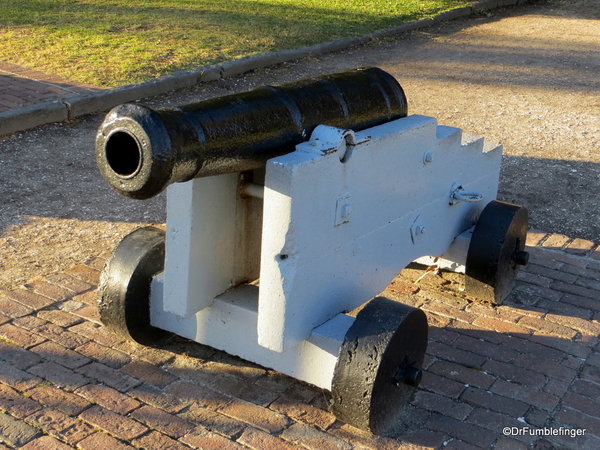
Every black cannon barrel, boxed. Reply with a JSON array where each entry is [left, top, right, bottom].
[[95, 67, 407, 199]]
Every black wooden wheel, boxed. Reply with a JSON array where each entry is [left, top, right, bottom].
[[98, 226, 171, 346], [331, 297, 428, 435], [465, 200, 529, 305]]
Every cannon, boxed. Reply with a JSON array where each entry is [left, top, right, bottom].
[[96, 68, 528, 434], [95, 67, 407, 200]]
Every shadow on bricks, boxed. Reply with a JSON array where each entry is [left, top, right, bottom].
[[0, 234, 599, 450]]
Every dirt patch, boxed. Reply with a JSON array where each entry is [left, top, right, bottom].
[[0, 0, 598, 291]]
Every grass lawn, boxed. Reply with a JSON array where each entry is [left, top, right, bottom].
[[1, 0, 473, 87]]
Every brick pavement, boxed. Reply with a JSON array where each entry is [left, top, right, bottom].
[[0, 231, 599, 449], [0, 62, 100, 113]]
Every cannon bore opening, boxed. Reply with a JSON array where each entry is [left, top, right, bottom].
[[105, 131, 142, 177]]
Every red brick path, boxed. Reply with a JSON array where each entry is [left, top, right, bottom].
[[0, 231, 599, 449], [0, 62, 100, 113]]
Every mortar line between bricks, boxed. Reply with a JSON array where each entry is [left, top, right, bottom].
[[1, 191, 599, 448], [0, 67, 98, 91], [532, 233, 551, 247], [0, 244, 596, 450], [6, 289, 65, 312], [533, 302, 598, 439], [547, 349, 589, 435], [450, 353, 563, 449], [538, 246, 598, 264], [563, 237, 575, 251]]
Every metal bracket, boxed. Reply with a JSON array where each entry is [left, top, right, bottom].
[[301, 125, 370, 161], [335, 197, 352, 226], [410, 215, 425, 244], [449, 181, 483, 205]]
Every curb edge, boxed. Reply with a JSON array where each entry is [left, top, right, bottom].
[[0, 0, 526, 137]]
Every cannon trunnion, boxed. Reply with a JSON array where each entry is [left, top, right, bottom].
[[96, 68, 528, 435]]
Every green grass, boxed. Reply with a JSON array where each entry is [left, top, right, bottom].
[[1, 0, 472, 87]]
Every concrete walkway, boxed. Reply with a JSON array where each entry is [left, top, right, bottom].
[[0, 232, 599, 450], [0, 61, 99, 113]]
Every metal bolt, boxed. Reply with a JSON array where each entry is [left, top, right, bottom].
[[423, 152, 434, 164], [415, 225, 425, 235], [403, 367, 423, 387], [512, 250, 529, 266], [341, 203, 352, 220], [393, 365, 423, 387]]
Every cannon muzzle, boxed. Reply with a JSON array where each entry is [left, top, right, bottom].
[[95, 67, 407, 199]]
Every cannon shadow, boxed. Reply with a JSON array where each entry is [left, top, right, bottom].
[[123, 251, 600, 450], [498, 156, 600, 245], [99, 230, 598, 448], [0, 152, 598, 244]]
